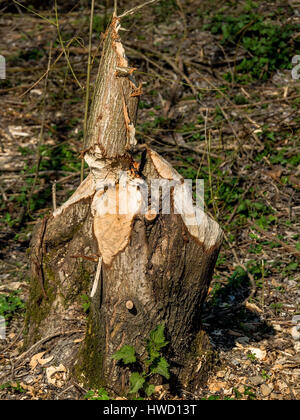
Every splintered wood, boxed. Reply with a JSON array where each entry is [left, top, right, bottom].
[[53, 17, 222, 264], [28, 12, 223, 392]]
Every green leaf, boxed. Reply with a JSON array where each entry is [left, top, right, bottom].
[[149, 324, 168, 350], [145, 347, 160, 366], [111, 345, 136, 364], [84, 388, 110, 400], [150, 356, 170, 380], [129, 372, 145, 394], [144, 383, 155, 397]]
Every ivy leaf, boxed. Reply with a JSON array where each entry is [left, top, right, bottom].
[[111, 345, 136, 364], [129, 372, 145, 394], [150, 356, 170, 380]]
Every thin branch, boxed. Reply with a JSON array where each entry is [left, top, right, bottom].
[[19, 37, 78, 98], [12, 0, 56, 26], [118, 0, 159, 18], [54, 0, 83, 90], [52, 180, 57, 212], [81, 0, 95, 183], [26, 42, 52, 216]]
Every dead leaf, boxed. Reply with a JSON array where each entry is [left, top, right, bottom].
[[29, 351, 46, 370], [29, 352, 53, 369], [266, 165, 283, 181], [46, 364, 67, 387], [289, 175, 300, 189], [39, 355, 53, 366], [245, 301, 263, 313], [208, 381, 228, 392]]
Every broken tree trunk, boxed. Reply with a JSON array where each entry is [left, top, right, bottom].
[[26, 15, 223, 395]]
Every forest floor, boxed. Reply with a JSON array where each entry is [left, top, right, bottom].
[[0, 0, 299, 400]]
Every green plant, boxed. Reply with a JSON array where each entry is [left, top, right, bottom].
[[0, 292, 25, 320], [204, 11, 300, 82], [84, 388, 110, 400], [111, 324, 170, 398], [270, 302, 283, 315], [92, 15, 105, 33], [11, 142, 81, 217], [80, 294, 91, 313], [233, 386, 256, 400], [243, 386, 256, 400], [261, 370, 270, 380], [0, 382, 26, 394], [247, 351, 257, 362], [152, 0, 177, 22], [233, 387, 242, 399]]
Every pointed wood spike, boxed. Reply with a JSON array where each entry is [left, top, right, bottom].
[[85, 17, 139, 159]]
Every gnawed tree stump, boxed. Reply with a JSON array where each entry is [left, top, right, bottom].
[[26, 15, 223, 395]]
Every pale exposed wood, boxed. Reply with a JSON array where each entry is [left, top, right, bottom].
[[53, 172, 95, 217], [85, 17, 139, 158]]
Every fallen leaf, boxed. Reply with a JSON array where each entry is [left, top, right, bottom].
[[46, 364, 67, 387], [208, 381, 227, 393], [39, 355, 53, 366], [29, 352, 45, 370], [266, 165, 283, 181], [289, 175, 300, 189], [245, 301, 263, 313]]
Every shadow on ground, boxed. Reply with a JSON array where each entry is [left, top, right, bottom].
[[202, 271, 275, 352]]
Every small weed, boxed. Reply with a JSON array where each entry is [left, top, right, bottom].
[[233, 94, 248, 105], [204, 11, 300, 82], [92, 15, 106, 33], [19, 48, 44, 61], [243, 386, 256, 400], [152, 0, 177, 22], [202, 395, 221, 400], [84, 388, 110, 400], [233, 388, 242, 399], [233, 385, 256, 400], [270, 302, 283, 315], [261, 370, 270, 380], [0, 382, 26, 394], [0, 292, 25, 320], [80, 294, 90, 313], [247, 351, 257, 362], [111, 324, 170, 398]]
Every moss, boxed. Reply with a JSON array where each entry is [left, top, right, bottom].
[[64, 261, 93, 308], [24, 252, 58, 346], [179, 330, 217, 391], [74, 309, 106, 389]]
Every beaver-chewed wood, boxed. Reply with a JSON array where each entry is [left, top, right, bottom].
[[26, 14, 223, 395]]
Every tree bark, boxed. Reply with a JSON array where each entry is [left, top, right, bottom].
[[26, 15, 223, 395]]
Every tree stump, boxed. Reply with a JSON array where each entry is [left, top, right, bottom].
[[26, 15, 223, 395]]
